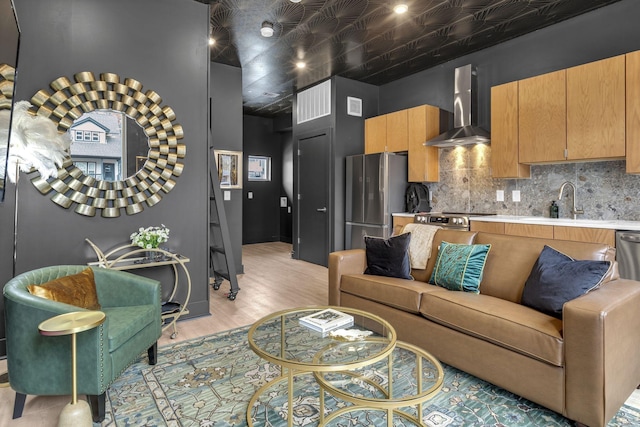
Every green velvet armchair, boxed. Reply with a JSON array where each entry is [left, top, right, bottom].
[[3, 265, 162, 422]]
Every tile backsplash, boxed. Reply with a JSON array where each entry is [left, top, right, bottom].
[[427, 144, 640, 221]]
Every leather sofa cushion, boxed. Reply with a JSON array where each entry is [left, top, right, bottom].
[[103, 305, 156, 351], [341, 274, 442, 314], [475, 232, 615, 303], [420, 290, 564, 366]]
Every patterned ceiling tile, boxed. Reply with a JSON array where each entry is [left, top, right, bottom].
[[202, 0, 624, 117]]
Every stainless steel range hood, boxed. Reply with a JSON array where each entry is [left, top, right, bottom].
[[425, 64, 490, 147]]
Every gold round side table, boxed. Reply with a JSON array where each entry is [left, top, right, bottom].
[[39, 311, 106, 427]]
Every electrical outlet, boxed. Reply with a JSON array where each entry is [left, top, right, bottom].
[[512, 190, 521, 202], [496, 190, 504, 202]]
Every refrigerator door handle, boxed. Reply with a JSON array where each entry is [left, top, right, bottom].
[[316, 207, 327, 213]]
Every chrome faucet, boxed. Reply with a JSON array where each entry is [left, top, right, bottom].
[[558, 181, 584, 220]]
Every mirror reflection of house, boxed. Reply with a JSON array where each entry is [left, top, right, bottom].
[[69, 110, 125, 181]]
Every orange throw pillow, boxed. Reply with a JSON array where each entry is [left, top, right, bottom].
[[28, 268, 101, 310]]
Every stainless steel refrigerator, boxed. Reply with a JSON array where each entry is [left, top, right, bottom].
[[345, 152, 408, 249]]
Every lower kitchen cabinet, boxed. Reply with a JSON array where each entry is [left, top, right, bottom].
[[470, 221, 614, 246], [392, 215, 415, 236]]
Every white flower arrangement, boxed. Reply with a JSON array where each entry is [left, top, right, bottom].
[[130, 224, 170, 249]]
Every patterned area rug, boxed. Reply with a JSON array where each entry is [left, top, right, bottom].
[[99, 324, 640, 426]]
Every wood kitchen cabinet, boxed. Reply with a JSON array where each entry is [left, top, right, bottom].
[[517, 54, 626, 165], [392, 215, 415, 235], [364, 115, 387, 153], [490, 81, 530, 178], [518, 70, 567, 163], [626, 50, 640, 173], [364, 110, 408, 153], [386, 110, 408, 152], [470, 220, 614, 246], [566, 54, 625, 161], [407, 104, 440, 182]]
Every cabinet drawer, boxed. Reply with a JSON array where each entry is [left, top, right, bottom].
[[504, 223, 554, 239], [470, 221, 505, 234]]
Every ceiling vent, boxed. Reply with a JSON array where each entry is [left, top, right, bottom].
[[296, 80, 331, 124], [262, 91, 279, 98]]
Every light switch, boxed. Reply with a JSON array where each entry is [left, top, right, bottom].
[[280, 196, 287, 207], [512, 190, 521, 202], [248, 191, 253, 199], [496, 190, 504, 202], [287, 206, 291, 213], [224, 190, 231, 201]]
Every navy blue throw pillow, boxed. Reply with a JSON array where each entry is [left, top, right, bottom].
[[364, 233, 413, 280], [521, 245, 611, 319]]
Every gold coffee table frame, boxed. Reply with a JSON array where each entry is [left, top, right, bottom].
[[314, 340, 444, 427], [39, 310, 106, 427], [247, 306, 397, 427]]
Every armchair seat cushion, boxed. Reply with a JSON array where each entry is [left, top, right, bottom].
[[103, 305, 157, 351]]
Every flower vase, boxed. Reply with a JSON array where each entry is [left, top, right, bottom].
[[145, 250, 158, 261]]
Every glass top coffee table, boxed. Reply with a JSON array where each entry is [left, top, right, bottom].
[[247, 306, 443, 427]]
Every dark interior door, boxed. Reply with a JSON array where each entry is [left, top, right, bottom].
[[298, 132, 330, 266]]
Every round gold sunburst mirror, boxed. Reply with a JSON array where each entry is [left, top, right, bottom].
[[27, 71, 185, 217]]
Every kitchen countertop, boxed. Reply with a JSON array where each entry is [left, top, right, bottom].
[[392, 212, 418, 218], [469, 215, 640, 231]]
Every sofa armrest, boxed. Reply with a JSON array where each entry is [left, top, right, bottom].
[[92, 267, 161, 308], [563, 278, 640, 427], [328, 249, 366, 306]]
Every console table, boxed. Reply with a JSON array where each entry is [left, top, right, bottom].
[[85, 239, 191, 339]]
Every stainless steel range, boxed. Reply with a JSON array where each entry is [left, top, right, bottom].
[[414, 212, 495, 231]]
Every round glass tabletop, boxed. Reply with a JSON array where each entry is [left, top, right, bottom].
[[247, 306, 397, 372]]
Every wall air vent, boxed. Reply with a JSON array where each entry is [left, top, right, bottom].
[[347, 96, 362, 117], [296, 79, 331, 124]]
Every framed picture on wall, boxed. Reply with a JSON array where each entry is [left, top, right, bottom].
[[214, 150, 243, 189], [248, 155, 271, 181]]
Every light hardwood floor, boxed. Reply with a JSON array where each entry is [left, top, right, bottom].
[[0, 241, 327, 426]]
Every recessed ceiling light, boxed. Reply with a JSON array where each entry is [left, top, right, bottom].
[[260, 21, 274, 38], [289, 0, 301, 2], [208, 37, 215, 46], [296, 61, 306, 69], [393, 4, 408, 14]]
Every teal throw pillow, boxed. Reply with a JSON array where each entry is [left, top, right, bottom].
[[429, 241, 491, 293]]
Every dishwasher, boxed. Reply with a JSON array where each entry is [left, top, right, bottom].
[[615, 231, 640, 280]]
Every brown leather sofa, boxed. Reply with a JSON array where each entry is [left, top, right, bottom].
[[328, 229, 640, 427]]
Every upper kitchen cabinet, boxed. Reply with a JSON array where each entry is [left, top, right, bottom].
[[566, 54, 625, 161], [626, 50, 640, 173], [364, 110, 408, 153], [518, 70, 567, 163], [407, 105, 440, 182], [386, 110, 408, 152], [490, 81, 530, 178], [364, 114, 387, 154]]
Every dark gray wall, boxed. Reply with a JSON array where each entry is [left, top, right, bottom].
[[378, 0, 640, 130], [242, 114, 282, 244], [210, 62, 243, 273], [291, 76, 379, 260], [332, 76, 380, 250], [280, 130, 293, 243], [0, 0, 211, 356]]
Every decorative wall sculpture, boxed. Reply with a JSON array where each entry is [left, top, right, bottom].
[[26, 71, 185, 217]]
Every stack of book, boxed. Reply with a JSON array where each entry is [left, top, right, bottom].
[[299, 308, 354, 335]]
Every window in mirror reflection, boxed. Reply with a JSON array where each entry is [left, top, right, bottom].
[[69, 110, 124, 181]]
